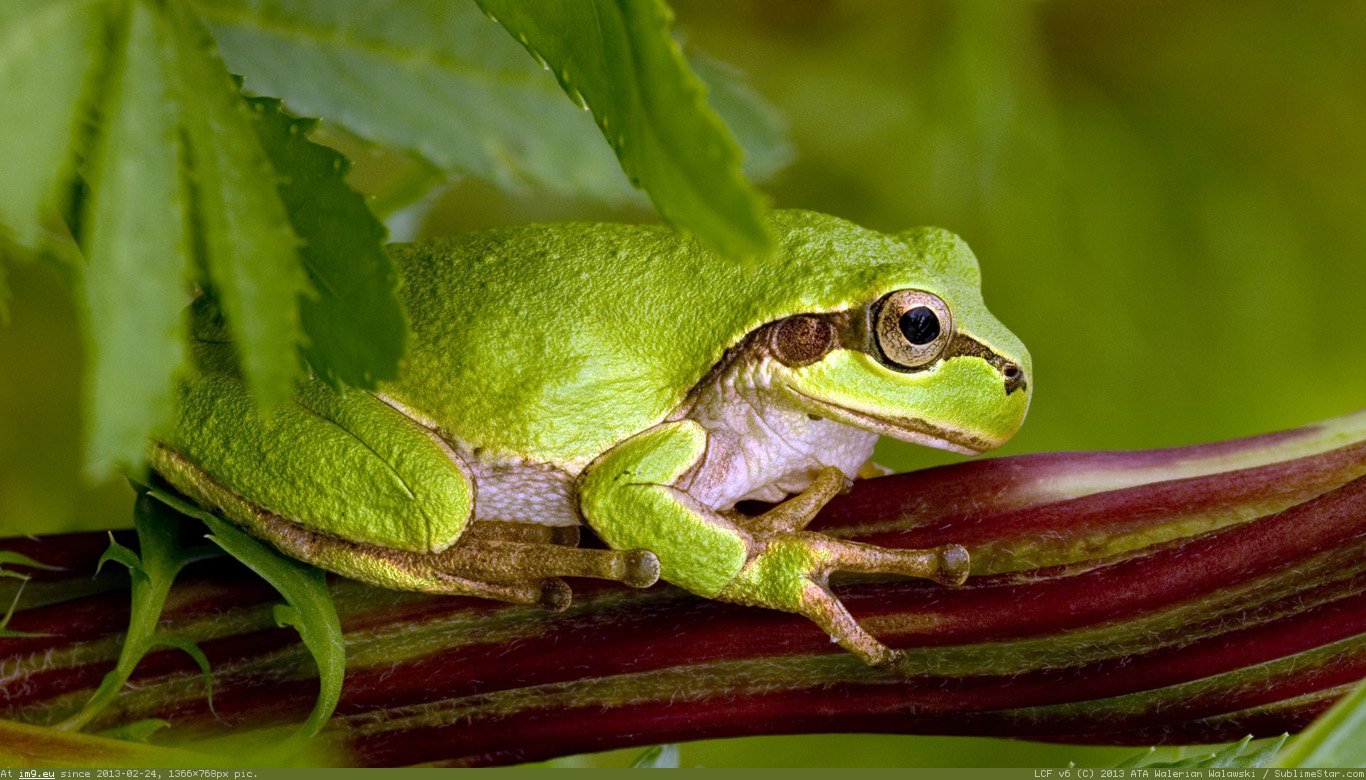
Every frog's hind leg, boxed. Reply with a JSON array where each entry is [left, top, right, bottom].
[[156, 458, 662, 612], [254, 511, 577, 609], [238, 512, 661, 610], [153, 368, 663, 609], [154, 443, 658, 611], [151, 444, 571, 607]]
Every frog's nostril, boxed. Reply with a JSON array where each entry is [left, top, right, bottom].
[[1002, 362, 1026, 395]]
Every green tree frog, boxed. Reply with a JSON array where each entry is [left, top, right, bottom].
[[152, 210, 1030, 668]]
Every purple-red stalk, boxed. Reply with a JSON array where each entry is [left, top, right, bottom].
[[1, 411, 1363, 766]]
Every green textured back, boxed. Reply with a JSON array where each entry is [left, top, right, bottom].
[[383, 210, 999, 468]]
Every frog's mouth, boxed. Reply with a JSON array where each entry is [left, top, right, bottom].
[[782, 388, 993, 456]]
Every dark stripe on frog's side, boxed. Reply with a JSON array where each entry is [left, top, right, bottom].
[[674, 307, 1025, 432], [707, 307, 1023, 384]]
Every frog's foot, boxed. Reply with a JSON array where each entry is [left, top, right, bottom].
[[720, 467, 969, 667], [162, 459, 657, 609], [210, 503, 577, 608], [255, 514, 658, 611]]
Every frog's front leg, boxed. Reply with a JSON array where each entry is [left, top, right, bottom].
[[581, 422, 969, 667]]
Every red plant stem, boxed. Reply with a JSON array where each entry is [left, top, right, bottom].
[[1, 411, 1364, 766]]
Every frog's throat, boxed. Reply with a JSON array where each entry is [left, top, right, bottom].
[[780, 387, 991, 455]]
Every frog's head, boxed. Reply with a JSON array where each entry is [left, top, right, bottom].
[[763, 224, 1031, 455]]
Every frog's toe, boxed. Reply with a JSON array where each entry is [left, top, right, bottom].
[[621, 549, 662, 588], [871, 647, 909, 671], [539, 579, 573, 612], [817, 537, 972, 586], [933, 543, 970, 586]]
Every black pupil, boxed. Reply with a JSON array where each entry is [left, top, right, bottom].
[[898, 306, 941, 345]]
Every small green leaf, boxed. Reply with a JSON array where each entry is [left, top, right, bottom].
[[80, 0, 194, 477], [151, 487, 345, 749], [60, 493, 212, 732], [0, 0, 104, 248], [95, 535, 150, 585], [163, 0, 308, 408], [247, 97, 405, 390], [1274, 677, 1366, 768], [631, 743, 681, 768], [478, 0, 772, 260], [204, 524, 343, 749]]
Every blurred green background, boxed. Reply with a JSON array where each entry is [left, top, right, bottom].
[[1, 0, 1362, 767]]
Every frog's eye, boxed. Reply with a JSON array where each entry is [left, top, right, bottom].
[[874, 290, 954, 369]]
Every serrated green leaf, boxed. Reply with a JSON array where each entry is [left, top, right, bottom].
[[61, 493, 215, 732], [1118, 735, 1284, 769], [203, 523, 342, 750], [194, 0, 635, 202], [194, 0, 788, 227], [95, 536, 150, 585], [1242, 734, 1288, 768], [246, 98, 405, 389], [478, 0, 772, 260], [151, 487, 344, 750], [163, 0, 308, 408], [0, 0, 105, 248], [98, 718, 171, 743], [631, 743, 681, 768], [1205, 735, 1254, 768], [1274, 678, 1366, 768], [80, 0, 194, 477]]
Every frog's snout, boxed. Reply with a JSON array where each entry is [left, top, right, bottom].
[[1002, 361, 1027, 395]]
